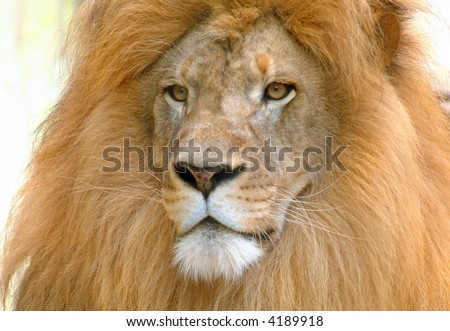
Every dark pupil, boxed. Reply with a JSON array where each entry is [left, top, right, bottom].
[[170, 85, 186, 100]]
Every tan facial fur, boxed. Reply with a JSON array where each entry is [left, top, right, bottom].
[[149, 16, 329, 281]]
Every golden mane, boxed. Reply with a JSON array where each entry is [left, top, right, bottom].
[[1, 0, 449, 310]]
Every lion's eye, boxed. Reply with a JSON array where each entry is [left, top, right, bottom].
[[265, 82, 294, 101], [166, 84, 188, 102]]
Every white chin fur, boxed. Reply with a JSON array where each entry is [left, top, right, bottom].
[[173, 228, 263, 282]]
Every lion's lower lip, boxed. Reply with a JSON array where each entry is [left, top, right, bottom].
[[194, 216, 275, 240]]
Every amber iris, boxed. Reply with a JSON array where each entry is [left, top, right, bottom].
[[167, 84, 188, 102], [265, 82, 293, 100]]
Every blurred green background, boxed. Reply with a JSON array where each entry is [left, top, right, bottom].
[[0, 0, 448, 233], [0, 0, 82, 233]]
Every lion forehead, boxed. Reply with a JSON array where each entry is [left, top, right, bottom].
[[162, 15, 305, 95]]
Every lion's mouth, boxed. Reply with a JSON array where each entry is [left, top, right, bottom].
[[187, 216, 276, 242], [173, 216, 271, 281]]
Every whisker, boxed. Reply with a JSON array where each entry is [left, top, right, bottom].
[[64, 176, 162, 203]]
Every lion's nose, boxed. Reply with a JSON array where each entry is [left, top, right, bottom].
[[173, 162, 243, 199]]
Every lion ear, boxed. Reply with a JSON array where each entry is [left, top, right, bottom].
[[378, 9, 401, 67]]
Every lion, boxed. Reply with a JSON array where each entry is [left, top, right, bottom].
[[1, 0, 449, 310]]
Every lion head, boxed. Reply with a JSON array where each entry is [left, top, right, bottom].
[[1, 0, 450, 310], [157, 15, 330, 281]]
